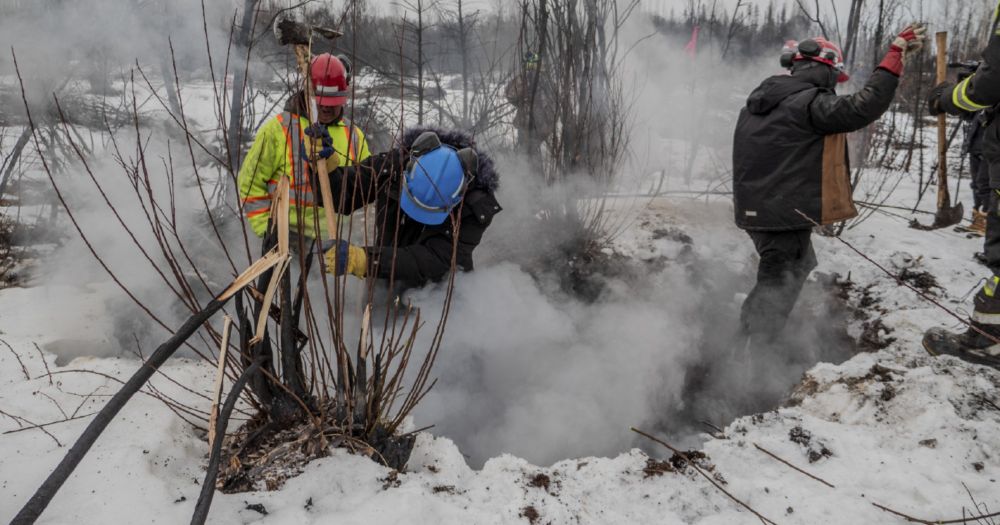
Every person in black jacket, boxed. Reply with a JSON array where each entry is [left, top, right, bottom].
[[320, 128, 502, 288], [733, 25, 925, 343], [926, 5, 1000, 356]]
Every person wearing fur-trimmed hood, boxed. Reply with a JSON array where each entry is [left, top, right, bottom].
[[319, 127, 501, 287]]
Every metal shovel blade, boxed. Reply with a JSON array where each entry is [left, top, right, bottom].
[[931, 201, 965, 229], [910, 201, 965, 231], [312, 26, 343, 40]]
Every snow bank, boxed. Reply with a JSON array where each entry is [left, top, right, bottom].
[[4, 182, 1000, 523]]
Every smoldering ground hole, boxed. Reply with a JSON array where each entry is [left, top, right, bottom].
[[556, 233, 858, 451], [411, 210, 861, 467], [660, 271, 858, 445]]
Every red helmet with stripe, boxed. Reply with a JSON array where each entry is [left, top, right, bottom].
[[310, 53, 349, 107], [786, 37, 850, 83]]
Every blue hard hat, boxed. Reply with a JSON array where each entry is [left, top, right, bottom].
[[400, 132, 474, 225]]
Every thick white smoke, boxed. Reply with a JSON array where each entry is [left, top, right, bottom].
[[400, 15, 863, 466], [2, 3, 865, 467]]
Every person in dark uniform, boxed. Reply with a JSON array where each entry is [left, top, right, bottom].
[[954, 63, 991, 236], [927, 4, 1000, 357]]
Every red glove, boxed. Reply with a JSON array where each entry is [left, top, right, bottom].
[[878, 22, 927, 77], [878, 23, 927, 76]]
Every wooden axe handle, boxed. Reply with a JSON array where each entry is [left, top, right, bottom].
[[293, 45, 340, 242], [936, 31, 951, 210]]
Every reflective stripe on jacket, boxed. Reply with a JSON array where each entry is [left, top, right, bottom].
[[944, 2, 1000, 113], [238, 112, 370, 238], [939, 2, 1000, 187]]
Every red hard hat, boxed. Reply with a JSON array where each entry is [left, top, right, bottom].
[[793, 37, 850, 83], [311, 53, 349, 107]]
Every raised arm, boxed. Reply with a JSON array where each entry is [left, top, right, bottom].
[[325, 150, 405, 214], [810, 24, 924, 134]]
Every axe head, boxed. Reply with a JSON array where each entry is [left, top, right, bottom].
[[274, 16, 342, 46], [274, 17, 310, 46], [313, 26, 343, 40]]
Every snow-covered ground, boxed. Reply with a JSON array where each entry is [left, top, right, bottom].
[[3, 59, 1000, 523], [3, 165, 1000, 523]]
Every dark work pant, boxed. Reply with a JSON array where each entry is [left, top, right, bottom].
[[971, 153, 991, 211], [741, 229, 818, 341], [985, 189, 1000, 276]]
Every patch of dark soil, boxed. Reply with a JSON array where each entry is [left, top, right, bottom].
[[642, 458, 674, 478], [840, 276, 904, 352], [898, 268, 941, 294], [808, 445, 833, 462], [839, 279, 884, 318], [0, 215, 18, 289], [789, 426, 812, 447], [244, 502, 268, 515], [862, 363, 899, 384], [669, 450, 709, 470], [880, 383, 897, 402], [381, 470, 401, 490], [520, 506, 541, 524], [432, 485, 456, 494], [218, 409, 415, 493], [858, 318, 897, 352], [789, 426, 833, 463], [527, 473, 551, 491]]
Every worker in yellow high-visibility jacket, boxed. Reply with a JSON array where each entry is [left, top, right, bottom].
[[238, 53, 370, 239]]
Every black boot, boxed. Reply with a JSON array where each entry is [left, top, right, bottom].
[[953, 321, 1000, 352], [923, 276, 1000, 367]]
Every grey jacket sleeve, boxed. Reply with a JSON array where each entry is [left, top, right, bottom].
[[808, 68, 900, 135]]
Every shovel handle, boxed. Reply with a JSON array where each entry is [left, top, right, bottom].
[[936, 32, 951, 210]]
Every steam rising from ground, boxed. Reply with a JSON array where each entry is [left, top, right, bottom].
[[3, 10, 860, 467], [410, 262, 701, 465], [401, 19, 859, 465]]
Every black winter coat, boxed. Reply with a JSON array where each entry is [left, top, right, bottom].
[[940, 10, 1000, 188], [733, 64, 899, 231], [325, 127, 502, 287]]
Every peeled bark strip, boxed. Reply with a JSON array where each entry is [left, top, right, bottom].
[[207, 315, 233, 446]]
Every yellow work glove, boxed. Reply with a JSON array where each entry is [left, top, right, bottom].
[[323, 240, 367, 278]]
